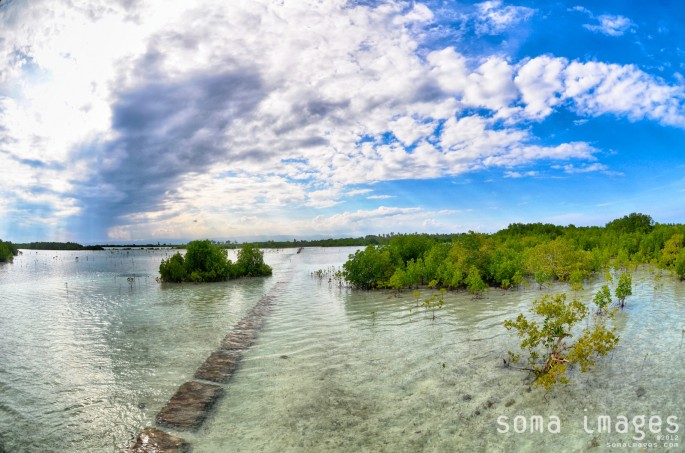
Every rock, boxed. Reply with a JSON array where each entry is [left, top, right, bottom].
[[505, 399, 515, 407], [126, 427, 188, 452], [220, 330, 255, 350], [237, 317, 263, 331], [194, 349, 242, 383], [156, 381, 223, 430], [462, 394, 473, 401], [636, 386, 646, 398]]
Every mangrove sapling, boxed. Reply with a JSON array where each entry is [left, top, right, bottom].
[[615, 272, 633, 309], [421, 287, 446, 320], [412, 290, 421, 308], [504, 293, 619, 391], [569, 270, 585, 292], [593, 285, 612, 316], [534, 269, 553, 290]]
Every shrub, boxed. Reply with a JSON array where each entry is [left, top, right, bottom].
[[0, 240, 19, 263], [234, 244, 272, 277], [675, 250, 685, 280], [615, 272, 632, 308], [342, 245, 394, 289], [159, 252, 187, 282], [159, 241, 270, 282], [504, 293, 619, 390]]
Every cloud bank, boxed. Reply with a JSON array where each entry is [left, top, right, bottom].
[[1, 0, 684, 240]]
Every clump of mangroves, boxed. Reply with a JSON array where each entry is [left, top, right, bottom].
[[339, 213, 684, 389], [159, 240, 272, 283], [341, 213, 684, 291], [0, 239, 19, 263]]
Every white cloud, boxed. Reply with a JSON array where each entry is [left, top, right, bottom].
[[564, 61, 685, 126], [463, 57, 518, 111], [1, 0, 684, 240], [553, 163, 623, 176], [584, 14, 636, 37], [389, 116, 436, 147], [474, 1, 535, 35], [347, 189, 373, 197], [569, 6, 592, 15], [310, 206, 441, 234], [367, 195, 395, 200], [504, 170, 538, 178], [515, 56, 567, 119], [571, 7, 636, 37]]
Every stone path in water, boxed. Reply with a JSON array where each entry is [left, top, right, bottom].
[[127, 278, 290, 452]]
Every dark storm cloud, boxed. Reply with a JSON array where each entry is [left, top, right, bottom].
[[74, 69, 265, 234]]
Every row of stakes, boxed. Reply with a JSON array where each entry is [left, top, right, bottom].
[[127, 279, 290, 452]]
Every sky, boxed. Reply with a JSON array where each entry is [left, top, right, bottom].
[[1, 0, 685, 243]]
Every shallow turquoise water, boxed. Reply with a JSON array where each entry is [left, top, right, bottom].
[[0, 248, 683, 452]]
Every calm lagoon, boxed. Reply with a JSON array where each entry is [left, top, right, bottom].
[[0, 247, 683, 452]]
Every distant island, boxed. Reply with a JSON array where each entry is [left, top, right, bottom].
[[15, 242, 104, 251], [10, 237, 387, 251]]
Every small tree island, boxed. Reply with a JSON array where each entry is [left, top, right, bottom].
[[0, 240, 19, 263], [159, 240, 272, 283]]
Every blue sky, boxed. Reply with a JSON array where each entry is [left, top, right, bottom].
[[1, 0, 684, 243]]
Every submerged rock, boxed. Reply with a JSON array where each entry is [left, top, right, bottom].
[[126, 427, 188, 452], [220, 330, 256, 350], [194, 349, 242, 383], [156, 381, 223, 430], [236, 316, 263, 331]]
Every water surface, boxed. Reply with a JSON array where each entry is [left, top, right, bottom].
[[0, 248, 683, 452]]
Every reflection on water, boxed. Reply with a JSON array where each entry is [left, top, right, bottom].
[[0, 248, 683, 452]]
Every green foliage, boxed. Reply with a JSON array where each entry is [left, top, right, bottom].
[[341, 213, 685, 292], [234, 244, 272, 277], [593, 285, 612, 315], [675, 250, 685, 280], [534, 269, 553, 290], [342, 245, 394, 289], [159, 241, 269, 283], [569, 270, 585, 291], [388, 234, 435, 265], [504, 293, 619, 391], [412, 290, 421, 307], [0, 240, 19, 263], [159, 252, 187, 282], [421, 288, 446, 320], [183, 240, 232, 282], [465, 266, 487, 298], [615, 272, 633, 308], [606, 213, 654, 234], [524, 238, 593, 283], [662, 234, 683, 268]]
